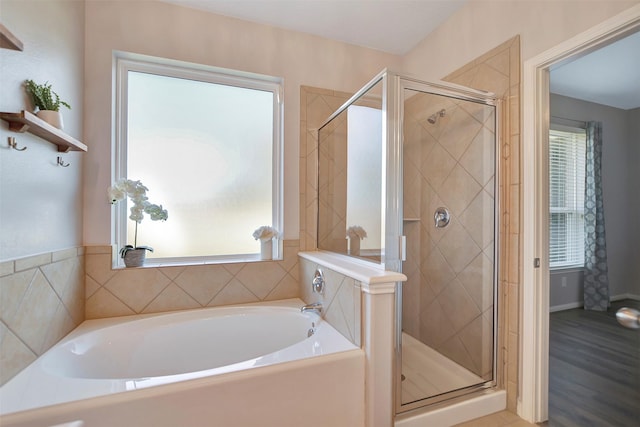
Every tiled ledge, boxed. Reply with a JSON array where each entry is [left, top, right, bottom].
[[0, 247, 85, 276], [298, 251, 406, 293]]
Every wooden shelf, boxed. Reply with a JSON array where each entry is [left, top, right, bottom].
[[0, 23, 23, 51], [0, 110, 87, 152]]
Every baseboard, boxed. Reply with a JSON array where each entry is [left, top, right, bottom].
[[550, 294, 639, 312], [549, 301, 582, 312], [611, 293, 640, 302]]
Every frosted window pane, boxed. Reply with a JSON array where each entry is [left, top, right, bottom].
[[127, 71, 274, 258]]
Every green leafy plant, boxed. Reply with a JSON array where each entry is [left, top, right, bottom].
[[24, 79, 71, 112]]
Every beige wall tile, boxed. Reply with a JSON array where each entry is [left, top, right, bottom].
[[14, 253, 51, 272], [235, 263, 287, 300], [52, 248, 79, 262], [173, 265, 233, 305], [142, 283, 200, 314], [85, 245, 113, 254], [86, 253, 118, 285], [297, 258, 360, 346], [265, 273, 299, 301], [105, 269, 171, 312], [0, 323, 37, 385], [86, 287, 136, 319], [0, 261, 14, 277], [7, 270, 63, 354], [209, 279, 260, 307], [0, 247, 85, 385]]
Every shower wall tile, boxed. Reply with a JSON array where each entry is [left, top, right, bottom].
[[298, 257, 361, 347], [0, 247, 85, 385], [85, 240, 300, 319], [444, 35, 521, 410], [400, 36, 520, 392], [300, 86, 354, 252]]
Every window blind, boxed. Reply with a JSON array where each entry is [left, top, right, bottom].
[[549, 126, 586, 268]]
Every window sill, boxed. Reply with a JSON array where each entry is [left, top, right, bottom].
[[112, 254, 283, 269], [550, 265, 584, 274]]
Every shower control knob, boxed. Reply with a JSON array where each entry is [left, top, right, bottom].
[[434, 207, 451, 228]]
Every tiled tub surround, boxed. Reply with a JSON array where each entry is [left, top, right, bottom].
[[299, 251, 406, 427], [299, 256, 361, 347], [0, 248, 85, 386], [84, 240, 300, 319], [0, 299, 364, 427]]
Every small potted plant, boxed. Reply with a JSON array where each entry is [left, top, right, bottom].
[[24, 79, 71, 129], [108, 179, 168, 267]]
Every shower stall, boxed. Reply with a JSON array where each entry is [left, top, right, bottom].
[[317, 69, 500, 414]]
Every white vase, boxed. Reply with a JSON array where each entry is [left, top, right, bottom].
[[349, 237, 360, 256], [37, 110, 64, 130], [260, 239, 273, 260]]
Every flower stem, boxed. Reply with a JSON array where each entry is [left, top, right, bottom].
[[134, 221, 138, 248]]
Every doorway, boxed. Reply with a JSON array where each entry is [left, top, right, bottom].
[[520, 5, 640, 423]]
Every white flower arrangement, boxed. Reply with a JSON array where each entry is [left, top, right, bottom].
[[108, 179, 168, 255], [346, 225, 367, 240], [253, 225, 279, 242]]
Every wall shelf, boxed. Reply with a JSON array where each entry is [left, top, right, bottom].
[[0, 23, 23, 51], [0, 110, 87, 152]]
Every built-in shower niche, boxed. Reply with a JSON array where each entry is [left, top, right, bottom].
[[317, 78, 384, 263]]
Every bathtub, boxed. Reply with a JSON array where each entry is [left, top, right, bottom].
[[0, 298, 365, 427]]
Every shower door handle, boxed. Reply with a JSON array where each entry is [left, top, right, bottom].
[[434, 207, 450, 228]]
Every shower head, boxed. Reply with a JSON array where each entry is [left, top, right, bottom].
[[427, 109, 446, 124]]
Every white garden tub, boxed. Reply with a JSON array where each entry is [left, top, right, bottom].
[[0, 298, 364, 427]]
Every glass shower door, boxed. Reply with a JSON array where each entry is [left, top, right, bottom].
[[399, 86, 498, 409]]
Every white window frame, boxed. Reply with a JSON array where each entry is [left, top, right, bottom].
[[548, 123, 586, 270], [113, 51, 284, 266]]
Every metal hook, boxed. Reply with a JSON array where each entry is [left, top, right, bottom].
[[8, 137, 27, 151], [57, 156, 70, 167]]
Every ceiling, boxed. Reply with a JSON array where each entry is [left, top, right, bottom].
[[159, 0, 639, 110], [550, 30, 640, 110], [159, 0, 467, 55]]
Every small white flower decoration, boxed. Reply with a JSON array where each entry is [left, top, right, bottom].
[[108, 178, 168, 252], [253, 225, 279, 242], [346, 225, 367, 240]]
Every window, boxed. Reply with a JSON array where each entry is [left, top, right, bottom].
[[549, 125, 586, 268], [115, 53, 283, 264]]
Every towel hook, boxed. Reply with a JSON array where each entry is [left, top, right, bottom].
[[57, 156, 70, 167], [8, 137, 27, 151]]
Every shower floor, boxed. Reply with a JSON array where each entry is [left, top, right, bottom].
[[401, 332, 484, 405]]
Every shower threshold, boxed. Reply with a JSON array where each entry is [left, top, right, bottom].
[[401, 332, 484, 405]]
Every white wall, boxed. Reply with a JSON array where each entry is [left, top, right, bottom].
[[82, 0, 399, 246], [626, 107, 640, 296], [549, 94, 638, 306], [402, 0, 639, 81], [0, 0, 84, 261]]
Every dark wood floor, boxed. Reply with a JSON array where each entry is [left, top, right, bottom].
[[548, 299, 640, 427]]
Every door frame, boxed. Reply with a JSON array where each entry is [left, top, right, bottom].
[[520, 4, 640, 422]]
